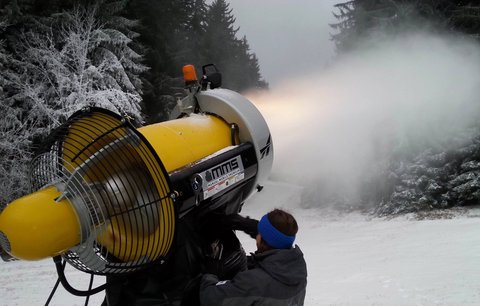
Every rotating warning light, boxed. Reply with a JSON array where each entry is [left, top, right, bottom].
[[183, 64, 198, 84]]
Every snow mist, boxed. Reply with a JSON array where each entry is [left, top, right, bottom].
[[247, 32, 480, 210]]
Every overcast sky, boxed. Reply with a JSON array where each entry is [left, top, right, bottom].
[[225, 0, 339, 87]]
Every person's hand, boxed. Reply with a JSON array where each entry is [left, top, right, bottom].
[[203, 256, 225, 279], [222, 214, 258, 239]]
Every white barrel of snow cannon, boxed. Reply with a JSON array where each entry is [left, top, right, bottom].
[[167, 88, 274, 218], [196, 88, 273, 189]]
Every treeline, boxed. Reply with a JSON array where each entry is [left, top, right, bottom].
[[332, 0, 480, 52], [0, 0, 267, 121], [0, 0, 266, 205]]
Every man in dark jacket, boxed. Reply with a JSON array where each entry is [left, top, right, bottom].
[[199, 209, 307, 306]]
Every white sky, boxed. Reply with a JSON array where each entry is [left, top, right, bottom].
[[224, 0, 339, 87]]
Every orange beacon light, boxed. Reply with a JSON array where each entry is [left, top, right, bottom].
[[183, 64, 198, 84]]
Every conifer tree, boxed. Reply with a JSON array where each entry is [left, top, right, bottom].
[[11, 4, 144, 124], [0, 2, 146, 204], [204, 0, 267, 91], [203, 0, 238, 82], [331, 0, 480, 52], [331, 0, 413, 52], [0, 18, 31, 206], [124, 0, 187, 123], [179, 0, 208, 67], [446, 1, 480, 38], [232, 36, 268, 91]]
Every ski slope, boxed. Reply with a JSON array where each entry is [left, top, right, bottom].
[[1, 181, 479, 305]]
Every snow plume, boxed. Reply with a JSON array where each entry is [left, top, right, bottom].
[[247, 31, 480, 210]]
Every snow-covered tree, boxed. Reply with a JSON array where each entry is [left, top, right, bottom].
[[374, 133, 480, 216], [0, 3, 146, 206], [11, 5, 145, 125], [0, 19, 31, 206]]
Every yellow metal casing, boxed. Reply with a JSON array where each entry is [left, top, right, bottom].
[[0, 186, 80, 260], [138, 114, 233, 172], [0, 112, 233, 264]]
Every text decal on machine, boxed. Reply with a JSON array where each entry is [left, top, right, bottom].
[[200, 155, 245, 200]]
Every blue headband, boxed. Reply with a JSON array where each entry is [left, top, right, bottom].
[[258, 214, 295, 249]]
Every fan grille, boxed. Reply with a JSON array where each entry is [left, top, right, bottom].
[[30, 108, 175, 275]]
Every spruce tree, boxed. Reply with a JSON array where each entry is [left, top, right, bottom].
[[331, 0, 432, 52], [0, 18, 31, 206], [331, 0, 480, 52], [204, 0, 267, 91], [0, 2, 146, 205], [125, 0, 186, 123], [179, 0, 208, 67], [11, 4, 144, 124], [203, 0, 238, 87]]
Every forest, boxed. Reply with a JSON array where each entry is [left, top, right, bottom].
[[1, 0, 480, 215]]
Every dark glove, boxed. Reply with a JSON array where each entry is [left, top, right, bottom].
[[203, 239, 226, 279], [203, 239, 247, 280], [222, 214, 258, 239], [203, 257, 225, 279]]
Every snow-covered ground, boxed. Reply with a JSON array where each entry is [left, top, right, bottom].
[[1, 181, 479, 305]]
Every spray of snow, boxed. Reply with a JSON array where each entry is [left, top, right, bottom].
[[247, 31, 480, 209]]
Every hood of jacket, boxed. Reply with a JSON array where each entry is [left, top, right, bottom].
[[254, 245, 307, 286]]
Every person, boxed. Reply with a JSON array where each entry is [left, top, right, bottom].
[[199, 209, 308, 306]]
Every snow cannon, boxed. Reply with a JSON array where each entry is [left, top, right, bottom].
[[0, 64, 273, 278]]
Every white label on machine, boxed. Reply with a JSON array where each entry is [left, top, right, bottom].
[[200, 155, 245, 200]]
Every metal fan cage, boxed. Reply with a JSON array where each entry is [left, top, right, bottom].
[[30, 108, 175, 275]]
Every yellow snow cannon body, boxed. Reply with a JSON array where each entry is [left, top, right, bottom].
[[0, 64, 273, 277]]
